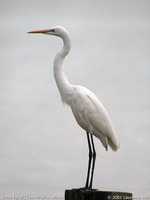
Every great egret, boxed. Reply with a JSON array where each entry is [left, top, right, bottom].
[[28, 26, 120, 189]]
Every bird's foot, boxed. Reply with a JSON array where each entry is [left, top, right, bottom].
[[78, 186, 90, 191], [77, 186, 99, 192]]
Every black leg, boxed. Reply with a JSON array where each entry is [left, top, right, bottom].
[[85, 132, 92, 188], [89, 133, 96, 189]]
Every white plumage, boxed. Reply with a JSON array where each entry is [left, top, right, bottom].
[[70, 85, 119, 151], [28, 26, 120, 188], [28, 26, 120, 151]]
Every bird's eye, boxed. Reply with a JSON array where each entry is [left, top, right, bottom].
[[51, 29, 55, 32]]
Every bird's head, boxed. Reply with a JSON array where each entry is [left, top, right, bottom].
[[28, 26, 69, 38]]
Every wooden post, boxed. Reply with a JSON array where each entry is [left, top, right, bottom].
[[65, 188, 132, 200]]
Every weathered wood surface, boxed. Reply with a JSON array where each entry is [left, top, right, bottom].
[[65, 188, 132, 200]]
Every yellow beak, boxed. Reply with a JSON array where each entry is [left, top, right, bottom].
[[27, 29, 50, 34]]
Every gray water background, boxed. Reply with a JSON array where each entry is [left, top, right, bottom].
[[0, 0, 150, 198]]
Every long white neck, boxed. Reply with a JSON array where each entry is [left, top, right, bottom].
[[53, 32, 72, 104]]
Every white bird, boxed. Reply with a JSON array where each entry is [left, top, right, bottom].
[[28, 26, 120, 189]]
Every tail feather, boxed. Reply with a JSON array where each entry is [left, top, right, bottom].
[[93, 131, 108, 151], [99, 134, 108, 151], [108, 138, 120, 151], [93, 130, 120, 151]]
